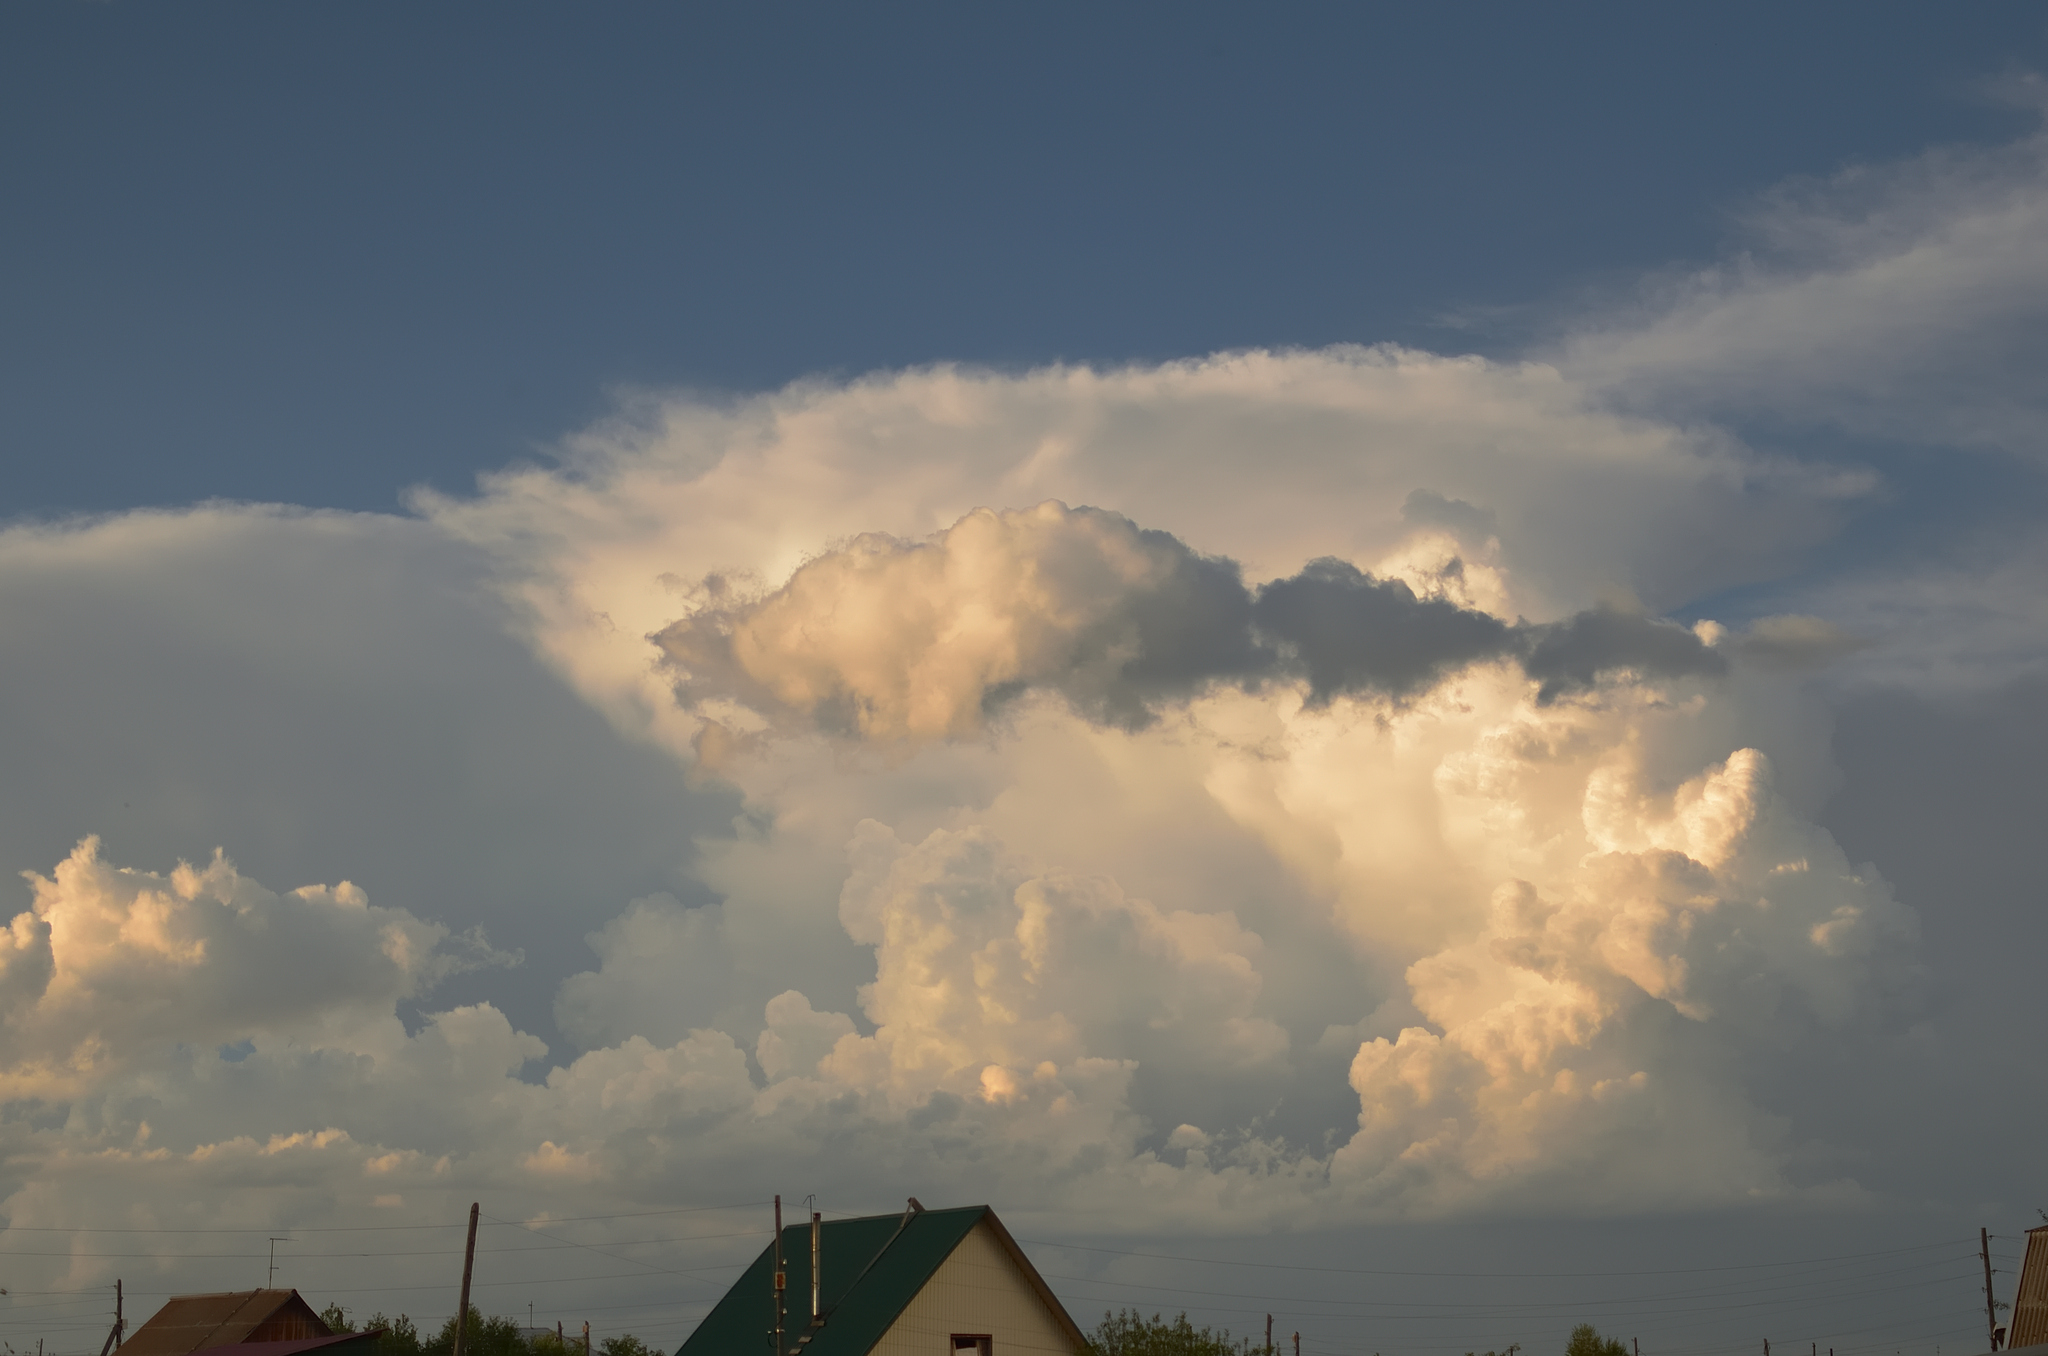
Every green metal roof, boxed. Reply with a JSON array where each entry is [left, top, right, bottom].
[[675, 1204, 1077, 1356]]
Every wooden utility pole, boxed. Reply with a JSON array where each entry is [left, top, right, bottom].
[[583, 1323, 590, 1356], [1293, 1333, 1300, 1356], [453, 1203, 480, 1356], [98, 1280, 124, 1356], [1266, 1315, 1273, 1354], [1984, 1227, 2003, 1350]]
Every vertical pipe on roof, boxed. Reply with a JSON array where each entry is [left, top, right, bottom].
[[772, 1196, 785, 1356]]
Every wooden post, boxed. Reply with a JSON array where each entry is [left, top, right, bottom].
[[583, 1322, 590, 1356], [1293, 1334, 1300, 1356], [1266, 1315, 1273, 1354], [1985, 1228, 2001, 1350], [454, 1203, 480, 1356], [99, 1281, 124, 1356], [558, 1322, 564, 1351]]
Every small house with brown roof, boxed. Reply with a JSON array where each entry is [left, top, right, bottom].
[[122, 1291, 374, 1356]]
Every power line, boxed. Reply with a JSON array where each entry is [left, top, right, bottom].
[[0, 1201, 768, 1236], [0, 1227, 771, 1261], [1019, 1237, 1969, 1281], [476, 1211, 738, 1290], [1044, 1265, 1979, 1324]]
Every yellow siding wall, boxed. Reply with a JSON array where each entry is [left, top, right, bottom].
[[869, 1221, 1078, 1356]]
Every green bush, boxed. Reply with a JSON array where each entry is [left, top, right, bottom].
[[367, 1315, 423, 1356], [1564, 1325, 1630, 1356], [1087, 1309, 1242, 1356], [344, 1306, 652, 1356]]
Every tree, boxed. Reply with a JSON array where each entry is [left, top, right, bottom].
[[597, 1337, 664, 1356], [423, 1307, 527, 1356], [1564, 1325, 1630, 1356], [366, 1314, 423, 1356], [1087, 1309, 1241, 1356], [320, 1307, 357, 1335]]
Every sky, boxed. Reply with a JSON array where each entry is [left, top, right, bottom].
[[3, 5, 2048, 1356]]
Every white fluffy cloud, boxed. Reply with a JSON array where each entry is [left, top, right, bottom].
[[0, 837, 498, 1104], [420, 345, 1868, 773]]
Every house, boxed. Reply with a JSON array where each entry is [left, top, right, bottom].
[[2009, 1225, 2048, 1350], [678, 1200, 1086, 1356], [121, 1291, 378, 1356]]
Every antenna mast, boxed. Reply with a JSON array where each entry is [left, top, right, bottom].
[[268, 1237, 292, 1287]]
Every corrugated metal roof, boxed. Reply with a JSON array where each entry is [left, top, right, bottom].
[[2010, 1226, 2048, 1349], [675, 1204, 1082, 1356], [123, 1291, 329, 1356]]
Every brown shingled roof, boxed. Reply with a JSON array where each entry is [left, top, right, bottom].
[[123, 1290, 331, 1356]]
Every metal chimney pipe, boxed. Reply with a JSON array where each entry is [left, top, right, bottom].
[[772, 1196, 786, 1356], [811, 1211, 821, 1322]]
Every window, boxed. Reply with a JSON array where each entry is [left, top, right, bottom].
[[951, 1338, 992, 1355]]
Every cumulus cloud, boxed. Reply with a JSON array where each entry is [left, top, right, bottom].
[[421, 345, 1869, 779], [0, 659, 1923, 1257], [0, 372, 1944, 1271], [655, 501, 1259, 738], [0, 503, 728, 1046], [1338, 744, 1917, 1212], [655, 501, 1735, 743], [0, 837, 512, 1102]]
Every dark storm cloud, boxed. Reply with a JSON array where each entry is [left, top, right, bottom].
[[657, 506, 1733, 736], [1519, 604, 1728, 704], [1251, 558, 1516, 704]]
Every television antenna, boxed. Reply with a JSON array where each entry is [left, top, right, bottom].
[[268, 1237, 292, 1287]]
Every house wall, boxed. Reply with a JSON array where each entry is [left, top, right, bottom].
[[2012, 1227, 2048, 1349], [870, 1221, 1078, 1356], [246, 1297, 329, 1344]]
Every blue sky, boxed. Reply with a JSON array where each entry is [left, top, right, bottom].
[[4, 7, 2048, 1356], [5, 3, 2043, 514]]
